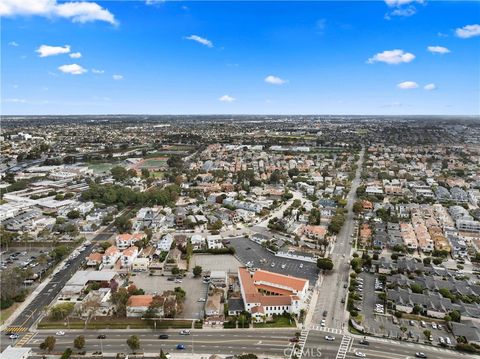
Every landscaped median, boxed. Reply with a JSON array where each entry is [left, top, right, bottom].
[[37, 317, 193, 330]]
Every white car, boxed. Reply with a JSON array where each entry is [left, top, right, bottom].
[[179, 330, 191, 335], [324, 335, 335, 341], [56, 331, 65, 336], [281, 264, 286, 269], [355, 352, 366, 358], [197, 298, 206, 302], [321, 319, 326, 327], [432, 323, 437, 329]]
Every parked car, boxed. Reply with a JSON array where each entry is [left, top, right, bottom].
[[415, 353, 427, 358], [324, 335, 335, 341], [322, 310, 328, 317], [198, 298, 206, 302]]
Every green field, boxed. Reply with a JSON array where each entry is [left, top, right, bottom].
[[87, 163, 116, 174]]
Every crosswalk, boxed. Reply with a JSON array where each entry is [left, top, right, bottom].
[[310, 325, 343, 334], [335, 335, 353, 359], [292, 329, 309, 358], [5, 326, 28, 333], [15, 332, 36, 347]]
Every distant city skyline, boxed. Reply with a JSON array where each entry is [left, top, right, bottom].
[[1, 0, 480, 115]]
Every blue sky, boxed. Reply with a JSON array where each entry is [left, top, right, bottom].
[[1, 0, 479, 115]]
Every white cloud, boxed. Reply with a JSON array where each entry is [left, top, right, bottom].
[[424, 83, 437, 91], [367, 49, 415, 64], [145, 0, 165, 5], [58, 63, 87, 75], [92, 68, 104, 74], [8, 41, 19, 47], [385, 5, 416, 19], [185, 35, 213, 48], [112, 74, 123, 80], [219, 95, 235, 103], [0, 0, 116, 25], [384, 0, 422, 7], [69, 52, 82, 58], [264, 75, 287, 85], [455, 24, 480, 39], [427, 46, 450, 54], [397, 81, 419, 89], [3, 98, 26, 103], [36, 44, 70, 57]]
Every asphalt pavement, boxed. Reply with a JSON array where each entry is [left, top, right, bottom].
[[1, 224, 115, 350]]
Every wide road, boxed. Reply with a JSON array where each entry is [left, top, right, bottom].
[[302, 330, 477, 359], [2, 223, 115, 346], [21, 329, 297, 357], [312, 147, 365, 330]]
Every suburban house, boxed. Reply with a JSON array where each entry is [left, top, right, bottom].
[[126, 295, 153, 317], [121, 246, 139, 268], [102, 246, 121, 267], [116, 233, 145, 250]]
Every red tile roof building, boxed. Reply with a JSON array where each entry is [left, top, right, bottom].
[[238, 268, 309, 321]]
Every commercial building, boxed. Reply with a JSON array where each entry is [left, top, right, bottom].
[[238, 268, 308, 322]]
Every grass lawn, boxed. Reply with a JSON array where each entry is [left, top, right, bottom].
[[0, 302, 21, 325], [87, 163, 115, 174], [38, 317, 192, 330], [253, 316, 296, 328]]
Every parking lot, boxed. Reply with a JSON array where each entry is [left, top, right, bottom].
[[0, 248, 52, 284], [227, 237, 319, 285], [190, 254, 242, 273], [131, 272, 209, 319], [357, 273, 456, 347]]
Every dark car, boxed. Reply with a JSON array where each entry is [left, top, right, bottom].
[[97, 335, 106, 339], [359, 339, 370, 346], [167, 277, 175, 281], [322, 310, 328, 317], [289, 337, 299, 343], [158, 334, 169, 339], [176, 344, 186, 350]]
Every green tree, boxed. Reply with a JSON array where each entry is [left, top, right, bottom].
[[111, 166, 129, 181], [42, 336, 56, 353], [423, 330, 431, 339], [317, 258, 334, 271], [67, 210, 81, 219], [114, 215, 132, 233], [126, 335, 140, 353], [449, 310, 461, 322], [73, 335, 85, 351], [410, 283, 424, 294], [60, 348, 73, 359], [193, 265, 202, 277], [141, 168, 150, 179], [353, 201, 363, 214]]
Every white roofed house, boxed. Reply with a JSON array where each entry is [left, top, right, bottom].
[[116, 233, 146, 250], [121, 246, 139, 269], [102, 246, 121, 268], [157, 234, 174, 252], [207, 235, 223, 249], [190, 234, 205, 250]]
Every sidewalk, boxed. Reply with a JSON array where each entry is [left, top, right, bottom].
[[0, 240, 90, 332]]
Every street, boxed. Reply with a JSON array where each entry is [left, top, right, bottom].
[[310, 147, 365, 331]]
